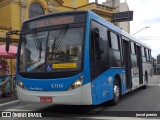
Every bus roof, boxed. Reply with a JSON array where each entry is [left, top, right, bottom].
[[87, 10, 151, 49], [24, 10, 88, 23], [24, 10, 150, 49]]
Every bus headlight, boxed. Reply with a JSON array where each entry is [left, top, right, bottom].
[[68, 76, 83, 90], [17, 79, 27, 90]]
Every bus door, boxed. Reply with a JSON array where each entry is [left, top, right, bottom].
[[123, 40, 132, 89], [137, 45, 143, 84]]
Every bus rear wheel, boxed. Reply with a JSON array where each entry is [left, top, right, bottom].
[[111, 78, 120, 105]]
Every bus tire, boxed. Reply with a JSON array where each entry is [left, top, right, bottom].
[[111, 78, 120, 105]]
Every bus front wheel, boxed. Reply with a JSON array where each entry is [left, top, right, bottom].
[[111, 78, 120, 105]]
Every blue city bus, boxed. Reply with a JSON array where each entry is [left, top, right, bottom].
[[8, 10, 152, 105]]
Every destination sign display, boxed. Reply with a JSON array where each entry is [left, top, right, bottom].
[[23, 14, 85, 30], [36, 16, 74, 28]]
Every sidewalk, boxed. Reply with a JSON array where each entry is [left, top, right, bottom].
[[0, 92, 20, 108], [0, 76, 20, 108], [0, 93, 18, 104]]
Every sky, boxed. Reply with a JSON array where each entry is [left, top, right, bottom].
[[90, 0, 160, 58]]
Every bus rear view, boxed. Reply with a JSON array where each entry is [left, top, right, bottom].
[[17, 11, 92, 105]]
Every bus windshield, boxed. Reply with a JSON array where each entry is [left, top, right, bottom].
[[19, 27, 84, 73]]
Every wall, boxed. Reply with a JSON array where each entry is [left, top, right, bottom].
[[0, 1, 11, 30], [0, 0, 11, 44], [102, 0, 130, 33], [0, 0, 116, 75], [0, 0, 56, 75], [62, 0, 89, 8], [119, 2, 130, 33]]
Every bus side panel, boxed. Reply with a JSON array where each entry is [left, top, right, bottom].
[[91, 78, 102, 105], [106, 69, 126, 99], [142, 62, 152, 84], [101, 76, 109, 103], [147, 63, 152, 81], [121, 71, 126, 95], [91, 73, 112, 105], [91, 82, 96, 104], [131, 67, 140, 90], [91, 68, 126, 105], [83, 12, 91, 85], [81, 82, 92, 105]]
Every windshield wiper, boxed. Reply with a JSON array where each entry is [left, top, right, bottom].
[[32, 33, 43, 61], [38, 39, 42, 60], [51, 25, 69, 59]]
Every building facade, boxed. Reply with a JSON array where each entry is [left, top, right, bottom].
[[119, 2, 130, 33], [157, 54, 160, 64], [0, 0, 64, 75], [102, 0, 130, 33], [156, 55, 160, 74], [0, 0, 116, 75], [0, 0, 116, 45], [0, 0, 64, 45]]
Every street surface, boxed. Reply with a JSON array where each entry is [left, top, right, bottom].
[[1, 75, 160, 120]]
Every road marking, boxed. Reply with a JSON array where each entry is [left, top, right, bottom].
[[148, 84, 160, 86], [0, 100, 20, 108]]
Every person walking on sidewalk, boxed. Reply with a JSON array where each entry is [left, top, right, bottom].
[[0, 58, 7, 97], [1, 78, 7, 97], [0, 58, 12, 97]]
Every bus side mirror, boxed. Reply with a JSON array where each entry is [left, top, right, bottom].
[[6, 35, 11, 53]]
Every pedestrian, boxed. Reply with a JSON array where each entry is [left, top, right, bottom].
[[0, 58, 6, 77], [0, 58, 7, 97], [9, 76, 13, 95], [1, 78, 7, 97]]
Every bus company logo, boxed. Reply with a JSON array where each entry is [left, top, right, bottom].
[[2, 112, 11, 117]]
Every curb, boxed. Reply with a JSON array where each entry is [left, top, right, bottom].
[[0, 100, 20, 108]]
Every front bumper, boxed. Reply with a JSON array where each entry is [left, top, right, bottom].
[[17, 85, 82, 105]]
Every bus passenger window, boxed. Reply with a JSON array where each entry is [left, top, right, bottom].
[[144, 48, 147, 57], [145, 48, 149, 62], [110, 32, 119, 50], [90, 21, 109, 80], [134, 43, 137, 54], [148, 50, 151, 61], [141, 47, 145, 56], [131, 42, 135, 54], [90, 29, 101, 60]]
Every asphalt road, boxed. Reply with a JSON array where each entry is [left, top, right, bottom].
[[1, 75, 160, 120]]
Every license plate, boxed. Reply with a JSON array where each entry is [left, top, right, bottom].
[[40, 97, 52, 103]]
